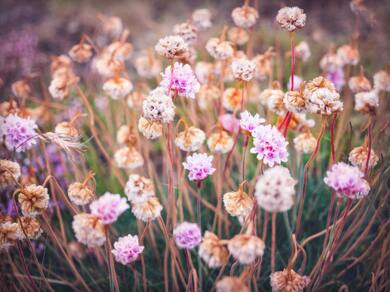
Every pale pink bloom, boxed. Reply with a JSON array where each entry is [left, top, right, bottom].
[[90, 192, 129, 224], [182, 153, 216, 181], [173, 222, 201, 249], [219, 114, 240, 134], [287, 75, 303, 91], [250, 125, 289, 167], [112, 234, 144, 265], [324, 162, 370, 199], [239, 111, 265, 133]]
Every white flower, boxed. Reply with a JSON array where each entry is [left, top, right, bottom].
[[231, 58, 256, 82], [142, 87, 175, 123], [206, 38, 234, 60], [354, 90, 379, 113], [103, 77, 133, 100], [175, 126, 205, 152], [125, 174, 155, 204], [155, 35, 189, 59]]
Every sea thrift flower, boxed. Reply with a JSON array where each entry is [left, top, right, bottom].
[[48, 75, 69, 100], [72, 213, 106, 247], [348, 74, 371, 93], [228, 234, 265, 264], [142, 87, 175, 123], [270, 269, 310, 292], [349, 146, 379, 170], [173, 222, 201, 249], [219, 114, 240, 134], [337, 44, 359, 66], [198, 84, 221, 109], [276, 6, 306, 31], [138, 117, 163, 140], [112, 234, 144, 265], [223, 185, 254, 217], [16, 216, 42, 240], [320, 52, 343, 73], [258, 82, 281, 105], [191, 8, 212, 30], [0, 221, 19, 250], [325, 68, 345, 91], [295, 41, 311, 62], [268, 88, 287, 115], [114, 146, 144, 170], [175, 126, 205, 152], [195, 62, 213, 84], [125, 174, 155, 204], [116, 125, 130, 145], [231, 5, 259, 28], [228, 27, 249, 46], [11, 80, 31, 99], [207, 131, 234, 154], [0, 160, 21, 189], [173, 22, 198, 44], [206, 38, 234, 60], [216, 276, 250, 292], [287, 75, 303, 91], [231, 58, 256, 82], [253, 48, 274, 80], [198, 231, 229, 268], [55, 122, 79, 138], [67, 182, 95, 206], [239, 111, 265, 134], [131, 197, 163, 222], [1, 114, 38, 152], [255, 166, 297, 212], [94, 53, 122, 78], [183, 153, 216, 181], [134, 53, 161, 79], [69, 43, 93, 63], [90, 192, 129, 224], [324, 162, 370, 199], [223, 87, 242, 111], [103, 77, 133, 100], [106, 41, 133, 62], [373, 69, 390, 92], [160, 63, 200, 99], [18, 184, 49, 216], [284, 86, 309, 114], [354, 90, 379, 113], [250, 125, 289, 167], [293, 132, 317, 154], [155, 35, 188, 59]]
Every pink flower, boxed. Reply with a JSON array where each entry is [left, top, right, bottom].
[[1, 114, 38, 152], [182, 153, 216, 181], [90, 192, 129, 224], [111, 234, 144, 265], [160, 62, 200, 99], [250, 124, 289, 167], [239, 111, 265, 133], [219, 114, 240, 134], [324, 162, 370, 199], [173, 222, 201, 249]]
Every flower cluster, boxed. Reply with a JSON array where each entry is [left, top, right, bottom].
[[173, 222, 202, 249], [183, 153, 216, 181], [112, 234, 144, 265], [90, 192, 129, 224]]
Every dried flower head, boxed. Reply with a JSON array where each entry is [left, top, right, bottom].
[[69, 43, 93, 63], [354, 90, 379, 113], [295, 41, 311, 62], [142, 87, 175, 123], [155, 35, 189, 59], [12, 80, 31, 99], [18, 184, 49, 216], [284, 85, 309, 114], [324, 162, 370, 199], [173, 22, 198, 44], [373, 69, 390, 92], [198, 231, 229, 268], [0, 221, 19, 250], [0, 160, 21, 189], [228, 27, 249, 46], [16, 216, 42, 239], [348, 74, 372, 94], [72, 213, 106, 247], [183, 152, 216, 181], [106, 41, 133, 62], [239, 111, 265, 134], [173, 222, 202, 249], [103, 77, 133, 100], [134, 52, 161, 79], [138, 117, 163, 140], [231, 5, 259, 29], [112, 234, 144, 265], [125, 174, 155, 204], [131, 197, 163, 222], [223, 87, 242, 112], [175, 126, 205, 152], [48, 75, 69, 100], [207, 130, 234, 154], [90, 192, 129, 224], [349, 146, 379, 170], [206, 38, 234, 60], [68, 182, 95, 206], [268, 87, 287, 115], [293, 132, 317, 154], [276, 7, 306, 31], [116, 125, 130, 145], [253, 48, 274, 80], [255, 166, 297, 212], [216, 276, 250, 292], [231, 58, 256, 82], [114, 146, 144, 170], [223, 183, 254, 217], [337, 44, 359, 66], [228, 234, 265, 264], [191, 8, 212, 31], [55, 121, 79, 138], [94, 53, 122, 78], [270, 269, 310, 292]]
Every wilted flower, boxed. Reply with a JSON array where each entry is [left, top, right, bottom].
[[293, 132, 317, 154], [103, 77, 133, 100], [160, 62, 200, 99], [116, 125, 131, 145], [183, 152, 216, 181], [18, 184, 49, 216], [67, 182, 95, 206], [354, 90, 379, 113], [207, 130, 234, 154], [138, 117, 163, 140], [216, 276, 250, 292], [268, 87, 287, 115], [134, 52, 161, 79], [0, 160, 21, 189], [231, 58, 256, 82], [253, 48, 274, 80], [175, 126, 205, 152], [255, 166, 297, 212], [55, 121, 79, 138], [106, 41, 133, 62], [132, 197, 163, 222], [219, 114, 240, 134], [239, 111, 265, 134], [284, 84, 309, 113], [250, 125, 289, 167], [114, 146, 144, 170], [1, 114, 38, 152], [223, 87, 241, 112], [228, 27, 249, 46], [270, 269, 310, 292], [155, 35, 188, 59], [349, 146, 379, 170], [0, 221, 19, 250], [69, 43, 93, 63], [173, 22, 198, 44], [373, 69, 390, 92], [191, 8, 212, 31], [276, 6, 306, 31], [228, 234, 265, 264], [324, 162, 370, 199], [223, 183, 254, 217], [258, 81, 281, 105], [206, 38, 234, 60], [231, 5, 259, 29], [16, 216, 42, 240], [112, 234, 144, 265], [337, 44, 359, 66], [173, 222, 201, 249], [11, 80, 31, 99], [295, 41, 311, 62], [72, 213, 106, 247], [195, 62, 213, 84], [125, 174, 155, 204], [142, 87, 175, 123], [348, 73, 372, 93], [94, 53, 122, 78], [90, 192, 129, 224], [198, 231, 229, 268]]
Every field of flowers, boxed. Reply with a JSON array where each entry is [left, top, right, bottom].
[[0, 0, 389, 291]]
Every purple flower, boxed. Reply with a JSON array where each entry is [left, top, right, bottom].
[[239, 111, 265, 133], [160, 62, 200, 99], [250, 124, 289, 167], [219, 114, 240, 134], [1, 114, 38, 152], [324, 162, 370, 199], [182, 153, 216, 181], [325, 68, 345, 91], [90, 192, 130, 224], [173, 222, 201, 249], [111, 234, 144, 265]]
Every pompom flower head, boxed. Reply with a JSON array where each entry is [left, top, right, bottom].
[[112, 234, 144, 265], [132, 197, 163, 222], [72, 213, 106, 247], [142, 87, 175, 123], [0, 160, 21, 189], [239, 111, 265, 134], [228, 233, 265, 264], [155, 35, 188, 59], [250, 124, 289, 167], [198, 231, 229, 268], [160, 62, 200, 99], [183, 153, 216, 181], [231, 5, 259, 29], [231, 58, 256, 82], [349, 146, 379, 170], [173, 222, 201, 249], [324, 162, 370, 199], [175, 126, 205, 152], [125, 174, 155, 204], [90, 192, 129, 224], [276, 6, 306, 32], [270, 269, 310, 292], [18, 184, 50, 216]]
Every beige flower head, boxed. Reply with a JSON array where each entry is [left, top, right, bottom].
[[191, 8, 212, 31], [253, 48, 275, 81], [231, 58, 256, 82], [337, 44, 359, 66], [348, 69, 372, 93], [17, 216, 42, 240], [223, 182, 254, 217], [18, 184, 50, 216], [175, 124, 206, 152], [155, 35, 189, 59], [125, 174, 155, 204], [0, 221, 19, 250], [68, 172, 95, 206], [0, 160, 21, 189], [173, 22, 198, 44], [198, 231, 229, 268], [138, 117, 163, 140], [106, 41, 133, 62], [72, 213, 106, 247], [373, 68, 390, 92], [206, 38, 234, 60], [207, 130, 234, 154], [198, 84, 221, 110], [354, 90, 379, 113], [276, 7, 306, 32], [349, 146, 379, 170], [268, 86, 287, 115], [11, 80, 31, 99], [293, 132, 317, 154], [55, 121, 80, 138], [69, 43, 93, 63], [134, 51, 161, 79], [103, 77, 133, 100], [231, 5, 259, 29], [270, 269, 310, 292], [216, 276, 250, 292], [223, 87, 241, 111], [131, 197, 163, 222], [228, 234, 265, 264], [228, 27, 249, 46], [114, 146, 144, 170], [284, 83, 309, 114]]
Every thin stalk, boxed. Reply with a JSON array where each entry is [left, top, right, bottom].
[[271, 212, 277, 273]]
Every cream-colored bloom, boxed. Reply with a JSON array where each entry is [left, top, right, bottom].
[[349, 146, 379, 170], [0, 160, 21, 189], [320, 52, 343, 72], [131, 197, 162, 222], [0, 221, 19, 250], [134, 53, 161, 79], [206, 38, 234, 60], [207, 131, 234, 154], [11, 80, 31, 99], [276, 6, 306, 31], [175, 126, 205, 152], [231, 5, 259, 28], [223, 87, 241, 111], [125, 174, 155, 204], [270, 269, 310, 292], [284, 86, 309, 114], [173, 22, 198, 44], [72, 213, 106, 247], [68, 182, 95, 206], [114, 146, 144, 170], [268, 87, 286, 115], [228, 27, 249, 46], [354, 90, 379, 113], [198, 231, 229, 268], [103, 77, 133, 100], [155, 35, 188, 59], [48, 76, 69, 100], [69, 43, 93, 63], [348, 75, 372, 93], [253, 48, 274, 80], [223, 184, 253, 217], [142, 87, 175, 124], [231, 58, 256, 82], [55, 122, 79, 137], [106, 41, 133, 62], [16, 216, 42, 239], [228, 234, 265, 264], [138, 117, 163, 140], [295, 41, 311, 62], [116, 125, 130, 145], [198, 84, 221, 110], [293, 132, 317, 154], [216, 276, 250, 292], [373, 69, 390, 92], [337, 44, 359, 66], [18, 184, 49, 216]]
